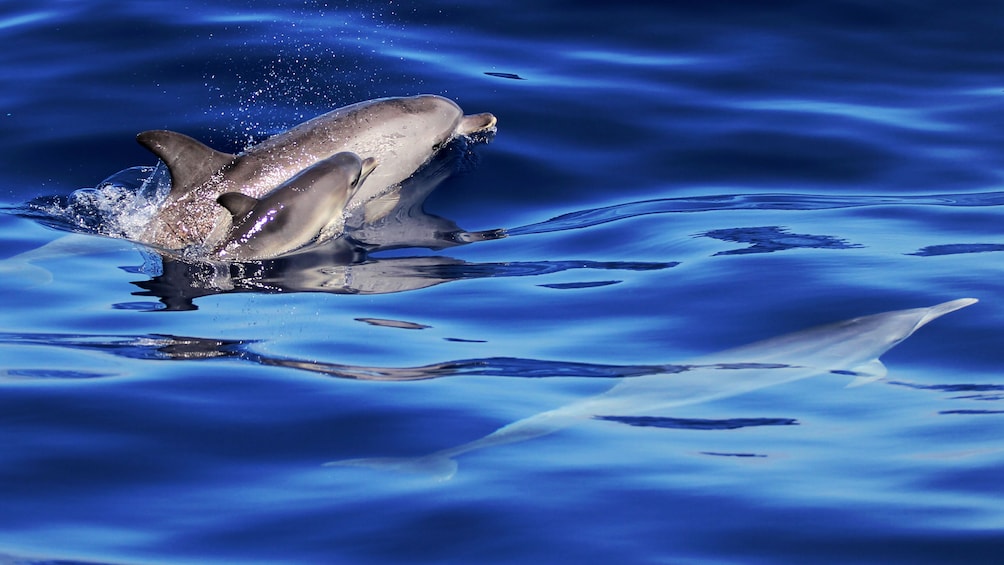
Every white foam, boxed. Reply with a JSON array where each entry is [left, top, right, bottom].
[[59, 163, 172, 240]]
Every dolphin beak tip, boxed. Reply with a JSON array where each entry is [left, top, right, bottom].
[[357, 157, 378, 186], [362, 156, 378, 174], [459, 112, 497, 135]]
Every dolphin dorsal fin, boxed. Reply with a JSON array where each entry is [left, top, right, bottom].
[[217, 192, 258, 218], [136, 130, 236, 195]]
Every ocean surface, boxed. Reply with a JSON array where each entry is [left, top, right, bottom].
[[2, 1, 1003, 563]]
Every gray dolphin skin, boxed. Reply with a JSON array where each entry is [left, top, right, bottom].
[[214, 152, 377, 261], [135, 95, 497, 252], [326, 298, 977, 479]]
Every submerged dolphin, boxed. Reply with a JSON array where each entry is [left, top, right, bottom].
[[326, 298, 976, 478], [135, 95, 497, 252], [214, 152, 377, 261]]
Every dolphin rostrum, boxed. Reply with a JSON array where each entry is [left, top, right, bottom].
[[213, 152, 377, 261], [135, 95, 497, 252], [325, 298, 977, 478]]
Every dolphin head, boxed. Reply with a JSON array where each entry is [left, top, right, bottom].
[[398, 95, 497, 153], [353, 155, 378, 193], [281, 152, 378, 232], [322, 152, 377, 207]]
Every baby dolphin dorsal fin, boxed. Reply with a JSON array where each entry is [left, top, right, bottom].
[[136, 130, 236, 195], [217, 192, 259, 218]]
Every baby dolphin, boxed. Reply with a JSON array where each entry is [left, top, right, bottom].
[[135, 95, 497, 252], [214, 152, 376, 261]]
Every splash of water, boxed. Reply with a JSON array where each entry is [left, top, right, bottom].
[[17, 163, 171, 241]]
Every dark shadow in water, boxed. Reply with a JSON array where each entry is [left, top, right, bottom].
[[594, 415, 798, 430], [539, 280, 622, 290], [6, 369, 118, 380], [887, 380, 1004, 402], [484, 72, 527, 80], [0, 331, 800, 384], [130, 255, 677, 311], [909, 243, 1004, 257], [355, 318, 431, 330], [887, 381, 1004, 393], [0, 331, 674, 381], [699, 226, 860, 255]]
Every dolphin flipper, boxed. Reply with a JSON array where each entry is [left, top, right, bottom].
[[136, 130, 236, 195]]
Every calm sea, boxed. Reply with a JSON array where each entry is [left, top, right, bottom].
[[2, 1, 1003, 563]]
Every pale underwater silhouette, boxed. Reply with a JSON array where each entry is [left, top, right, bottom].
[[324, 298, 977, 479], [0, 232, 134, 287]]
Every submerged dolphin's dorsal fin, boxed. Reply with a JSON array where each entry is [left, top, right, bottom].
[[217, 192, 259, 218], [136, 130, 236, 195]]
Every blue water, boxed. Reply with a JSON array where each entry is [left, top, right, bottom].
[[3, 1, 1004, 563]]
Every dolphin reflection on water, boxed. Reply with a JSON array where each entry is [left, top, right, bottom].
[[322, 298, 977, 478], [132, 253, 675, 311]]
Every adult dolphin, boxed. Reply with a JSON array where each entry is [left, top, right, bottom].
[[325, 298, 977, 479], [213, 152, 376, 261], [135, 95, 497, 252]]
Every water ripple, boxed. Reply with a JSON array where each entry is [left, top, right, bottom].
[[507, 191, 1004, 236]]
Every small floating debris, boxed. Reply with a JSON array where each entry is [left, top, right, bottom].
[[355, 318, 431, 330], [484, 71, 527, 80]]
